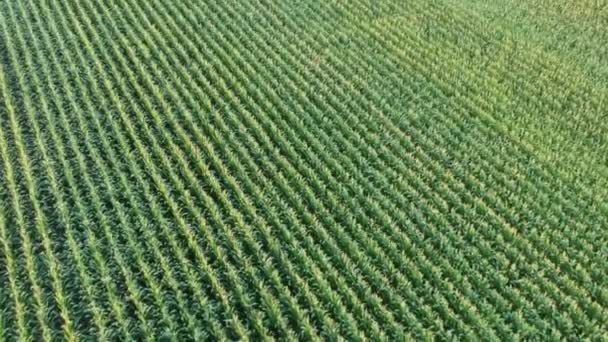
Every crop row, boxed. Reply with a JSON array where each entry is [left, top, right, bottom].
[[0, 0, 605, 340]]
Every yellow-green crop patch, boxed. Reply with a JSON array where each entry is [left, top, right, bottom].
[[0, 0, 606, 340]]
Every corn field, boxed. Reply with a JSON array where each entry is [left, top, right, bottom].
[[0, 0, 607, 340]]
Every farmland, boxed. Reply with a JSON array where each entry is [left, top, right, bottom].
[[0, 0, 607, 340]]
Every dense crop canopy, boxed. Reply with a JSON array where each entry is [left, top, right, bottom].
[[0, 0, 607, 340]]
